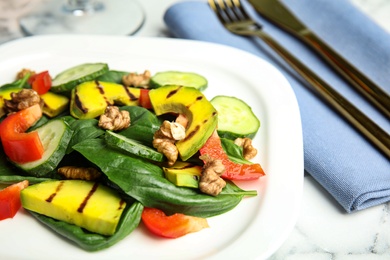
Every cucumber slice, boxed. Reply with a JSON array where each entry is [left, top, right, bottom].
[[105, 131, 164, 162], [51, 63, 109, 93], [149, 71, 208, 91], [15, 119, 73, 177], [211, 96, 260, 139]]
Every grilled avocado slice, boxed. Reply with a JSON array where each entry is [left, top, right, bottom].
[[21, 180, 126, 236], [149, 85, 217, 161]]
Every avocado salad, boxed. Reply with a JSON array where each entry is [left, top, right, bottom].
[[0, 63, 265, 251]]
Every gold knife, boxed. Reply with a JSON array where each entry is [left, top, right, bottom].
[[248, 0, 390, 119]]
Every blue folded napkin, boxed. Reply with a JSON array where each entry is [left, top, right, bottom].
[[164, 0, 390, 212]]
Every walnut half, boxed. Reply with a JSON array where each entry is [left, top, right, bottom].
[[98, 106, 130, 131], [234, 137, 258, 160], [199, 154, 226, 196], [58, 166, 102, 181], [4, 89, 43, 114], [122, 70, 151, 88], [153, 120, 186, 166]]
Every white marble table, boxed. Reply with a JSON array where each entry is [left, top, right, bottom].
[[1, 0, 390, 259]]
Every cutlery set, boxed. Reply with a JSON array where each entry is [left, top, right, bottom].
[[208, 0, 390, 159]]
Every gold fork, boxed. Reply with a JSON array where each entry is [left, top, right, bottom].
[[208, 0, 390, 159]]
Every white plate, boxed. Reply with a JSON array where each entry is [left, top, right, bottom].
[[0, 35, 303, 260]]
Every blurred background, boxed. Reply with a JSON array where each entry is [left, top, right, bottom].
[[0, 0, 390, 44]]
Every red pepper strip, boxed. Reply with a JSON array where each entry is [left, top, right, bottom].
[[138, 89, 152, 109], [141, 207, 209, 238], [29, 71, 52, 95], [0, 104, 44, 163], [200, 131, 265, 180], [0, 180, 29, 221]]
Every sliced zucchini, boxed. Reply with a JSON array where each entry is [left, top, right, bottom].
[[15, 118, 73, 177], [104, 131, 164, 162], [51, 63, 109, 93], [211, 95, 260, 139], [149, 71, 208, 91]]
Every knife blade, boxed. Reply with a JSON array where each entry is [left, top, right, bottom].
[[248, 0, 390, 119]]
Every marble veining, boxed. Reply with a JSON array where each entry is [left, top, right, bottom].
[[270, 177, 390, 259]]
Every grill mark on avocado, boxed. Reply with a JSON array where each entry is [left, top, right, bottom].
[[118, 200, 126, 210], [124, 85, 138, 101], [46, 181, 65, 202], [185, 95, 204, 110], [95, 80, 104, 94], [182, 112, 217, 142], [166, 86, 183, 98], [183, 125, 200, 142], [77, 182, 99, 213], [74, 90, 88, 114], [95, 80, 112, 106]]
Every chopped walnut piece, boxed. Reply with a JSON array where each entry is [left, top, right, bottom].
[[170, 122, 186, 140], [98, 106, 130, 131], [122, 70, 151, 88], [234, 137, 258, 160], [153, 120, 185, 166], [58, 166, 102, 181], [175, 114, 188, 129], [153, 138, 178, 166], [4, 89, 43, 114], [16, 68, 35, 80], [199, 154, 226, 196]]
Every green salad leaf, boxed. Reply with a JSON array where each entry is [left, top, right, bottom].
[[74, 138, 256, 218]]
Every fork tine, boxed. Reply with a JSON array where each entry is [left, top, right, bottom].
[[208, 0, 227, 24], [210, 0, 260, 29], [231, 0, 250, 19], [209, 0, 237, 24], [231, 0, 259, 25], [223, 0, 241, 21]]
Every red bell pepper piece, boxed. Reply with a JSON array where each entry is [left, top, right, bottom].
[[0, 104, 44, 163], [141, 207, 209, 238], [200, 131, 265, 180], [0, 180, 29, 220], [28, 71, 52, 95], [138, 89, 152, 109]]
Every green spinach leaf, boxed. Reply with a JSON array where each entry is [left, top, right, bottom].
[[67, 118, 105, 153], [221, 137, 253, 165], [119, 106, 161, 146], [74, 138, 256, 218], [96, 70, 129, 84]]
